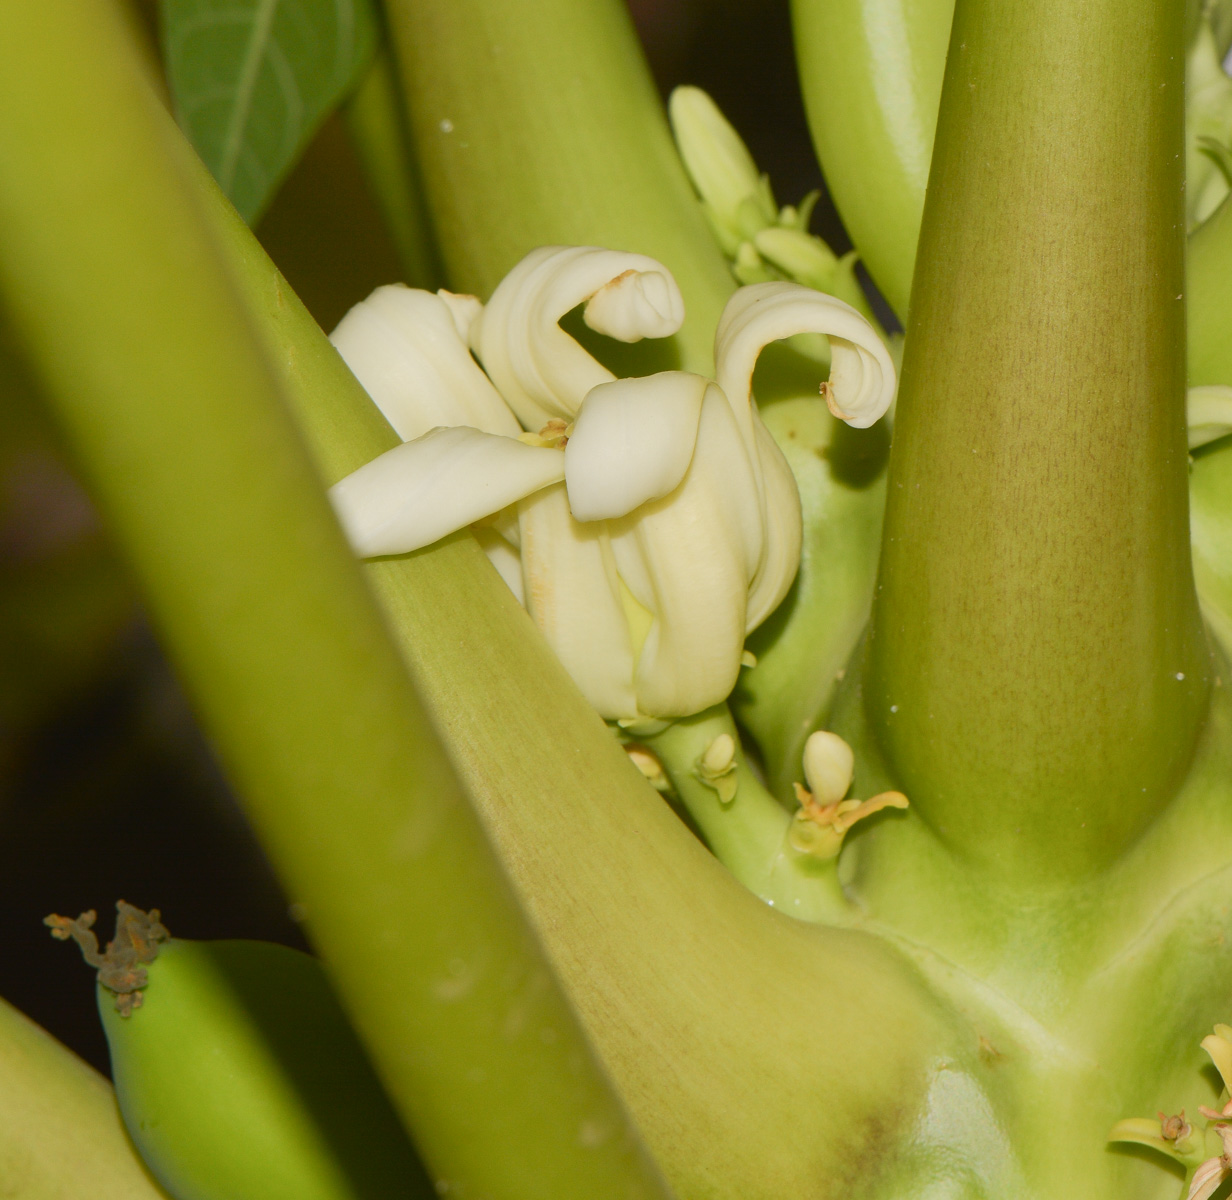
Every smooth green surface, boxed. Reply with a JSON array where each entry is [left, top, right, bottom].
[[868, 0, 1209, 885], [343, 45, 442, 290], [160, 0, 377, 222], [356, 542, 962, 1200], [1191, 439, 1232, 647], [103, 940, 431, 1200], [384, 0, 733, 371], [832, 643, 1232, 1199], [0, 7, 670, 1199], [0, 995, 171, 1200], [1189, 194, 1232, 387], [791, 0, 953, 319]]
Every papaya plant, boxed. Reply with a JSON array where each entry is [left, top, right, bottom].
[[3, 0, 1232, 1198]]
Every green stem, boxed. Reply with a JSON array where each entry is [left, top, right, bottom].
[[646, 707, 851, 921], [867, 0, 1209, 885], [381, 0, 733, 370], [0, 996, 171, 1199], [1189, 193, 1232, 387], [646, 707, 790, 887], [343, 44, 443, 290], [0, 6, 671, 1197]]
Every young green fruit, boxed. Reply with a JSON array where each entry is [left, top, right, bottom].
[[48, 903, 432, 1200]]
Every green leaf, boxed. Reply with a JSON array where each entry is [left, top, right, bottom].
[[160, 0, 377, 223]]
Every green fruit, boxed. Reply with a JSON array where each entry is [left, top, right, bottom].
[[53, 906, 433, 1200]]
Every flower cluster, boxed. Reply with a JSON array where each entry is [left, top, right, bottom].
[[329, 246, 895, 722], [1110, 1024, 1232, 1199]]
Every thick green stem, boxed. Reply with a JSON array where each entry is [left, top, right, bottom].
[[867, 0, 1209, 884], [0, 996, 171, 1199], [0, 6, 672, 1198], [343, 45, 443, 290], [381, 0, 733, 371]]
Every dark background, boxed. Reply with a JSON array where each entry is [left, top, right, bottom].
[[0, 0, 850, 1075]]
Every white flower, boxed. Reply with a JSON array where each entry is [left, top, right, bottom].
[[328, 246, 895, 721]]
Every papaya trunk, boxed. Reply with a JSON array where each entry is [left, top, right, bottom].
[[867, 0, 1208, 884]]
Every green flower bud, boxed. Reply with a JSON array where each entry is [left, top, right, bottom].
[[752, 227, 839, 292], [668, 86, 777, 249]]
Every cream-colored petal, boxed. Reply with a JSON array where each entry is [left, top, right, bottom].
[[331, 285, 520, 440], [582, 265, 684, 342], [714, 281, 896, 433], [1188, 385, 1232, 449], [744, 413, 803, 631], [1187, 1157, 1229, 1200], [436, 289, 484, 342], [1203, 1031, 1232, 1094], [565, 372, 707, 522], [330, 426, 564, 558], [518, 484, 639, 719], [609, 384, 764, 717], [472, 246, 685, 429]]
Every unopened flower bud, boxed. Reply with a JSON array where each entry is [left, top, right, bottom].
[[801, 730, 854, 807], [669, 86, 777, 250]]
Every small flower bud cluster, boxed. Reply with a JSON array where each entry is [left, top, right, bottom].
[[668, 86, 885, 343], [1109, 1024, 1232, 1198]]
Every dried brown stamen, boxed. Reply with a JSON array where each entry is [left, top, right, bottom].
[[46, 900, 170, 1017]]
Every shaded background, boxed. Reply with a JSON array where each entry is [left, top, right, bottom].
[[0, 0, 849, 1075]]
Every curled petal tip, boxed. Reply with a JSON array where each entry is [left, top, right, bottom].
[[476, 246, 685, 427], [583, 268, 684, 342], [715, 282, 896, 432]]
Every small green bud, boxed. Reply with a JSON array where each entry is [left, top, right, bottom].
[[778, 190, 821, 232], [696, 732, 739, 804], [669, 86, 777, 247], [732, 241, 777, 286], [753, 227, 838, 292]]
